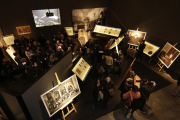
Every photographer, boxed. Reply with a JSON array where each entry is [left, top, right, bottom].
[[139, 79, 156, 113]]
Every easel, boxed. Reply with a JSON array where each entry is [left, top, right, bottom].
[[54, 72, 77, 120], [155, 43, 177, 72]]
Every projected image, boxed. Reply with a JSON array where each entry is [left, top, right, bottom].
[[72, 7, 107, 31], [127, 29, 146, 45], [158, 42, 180, 68], [32, 8, 61, 27], [41, 74, 80, 117]]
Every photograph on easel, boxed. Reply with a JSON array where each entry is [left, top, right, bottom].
[[41, 74, 81, 117], [144, 41, 160, 57], [158, 42, 180, 68], [127, 29, 146, 45]]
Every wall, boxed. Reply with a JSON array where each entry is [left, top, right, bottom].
[[22, 51, 73, 120], [0, 91, 26, 120], [108, 0, 180, 71], [0, 0, 108, 40]]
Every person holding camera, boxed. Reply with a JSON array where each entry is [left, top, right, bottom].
[[139, 79, 156, 113]]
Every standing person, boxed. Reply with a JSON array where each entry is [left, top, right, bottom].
[[103, 77, 114, 105], [14, 36, 22, 56], [172, 74, 180, 97], [123, 85, 141, 118], [139, 79, 156, 113], [114, 50, 124, 76], [120, 34, 130, 55], [102, 52, 113, 75], [136, 40, 146, 61]]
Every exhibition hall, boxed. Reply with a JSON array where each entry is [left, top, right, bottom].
[[0, 0, 180, 120]]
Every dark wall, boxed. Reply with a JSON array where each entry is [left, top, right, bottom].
[[0, 91, 26, 120], [22, 52, 73, 120], [0, 0, 108, 40], [108, 0, 180, 71]]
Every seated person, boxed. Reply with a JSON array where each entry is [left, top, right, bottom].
[[25, 46, 35, 60]]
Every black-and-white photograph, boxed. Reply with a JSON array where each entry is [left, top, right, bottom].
[[72, 7, 107, 31], [41, 74, 80, 117], [32, 8, 61, 27], [127, 29, 146, 45], [158, 42, 180, 68]]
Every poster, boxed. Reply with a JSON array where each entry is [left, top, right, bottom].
[[127, 29, 146, 45], [72, 57, 91, 81], [3, 34, 14, 46], [78, 29, 88, 46], [93, 25, 121, 37], [158, 42, 180, 68], [16, 26, 31, 35], [72, 7, 107, 31], [41, 74, 81, 117], [143, 41, 160, 57], [6, 46, 18, 65], [65, 27, 74, 36], [32, 8, 61, 27]]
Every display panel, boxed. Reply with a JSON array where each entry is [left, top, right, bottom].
[[143, 41, 160, 57], [3, 34, 14, 45], [158, 42, 180, 68], [127, 29, 146, 45], [6, 46, 18, 65], [41, 74, 80, 117], [72, 57, 91, 81], [72, 7, 107, 31], [110, 36, 124, 49], [32, 8, 61, 27], [78, 29, 88, 46], [65, 27, 74, 36], [16, 26, 31, 35], [93, 25, 121, 37]]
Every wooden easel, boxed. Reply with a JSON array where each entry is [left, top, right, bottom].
[[155, 43, 177, 72], [54, 72, 77, 120]]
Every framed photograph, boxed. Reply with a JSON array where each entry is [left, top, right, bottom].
[[158, 42, 180, 68], [3, 34, 14, 45], [127, 29, 146, 45], [16, 26, 31, 35], [41, 74, 81, 117], [72, 57, 91, 81], [143, 41, 160, 57], [72, 7, 107, 31]]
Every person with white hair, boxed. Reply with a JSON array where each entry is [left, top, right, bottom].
[[103, 77, 114, 104]]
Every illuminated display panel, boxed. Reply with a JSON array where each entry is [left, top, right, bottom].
[[93, 25, 121, 37]]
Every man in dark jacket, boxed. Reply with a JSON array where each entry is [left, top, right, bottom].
[[136, 40, 146, 61], [172, 74, 180, 97], [139, 79, 156, 113]]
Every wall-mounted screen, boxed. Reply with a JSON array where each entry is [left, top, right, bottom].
[[72, 7, 107, 31], [144, 41, 160, 57], [127, 29, 146, 45], [158, 42, 180, 68], [94, 25, 121, 37], [32, 8, 61, 27], [41, 74, 80, 117]]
